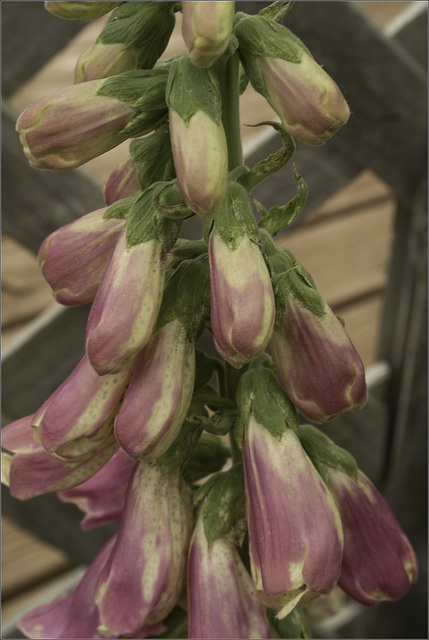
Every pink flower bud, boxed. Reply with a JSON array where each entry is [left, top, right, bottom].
[[1, 415, 118, 500], [260, 55, 350, 146], [33, 354, 133, 465], [16, 80, 134, 170], [182, 1, 235, 67], [59, 448, 136, 530], [270, 299, 367, 423], [169, 109, 228, 219], [86, 230, 165, 375], [188, 513, 271, 639], [95, 461, 193, 637], [236, 15, 350, 145], [103, 156, 140, 205], [75, 42, 136, 83], [17, 534, 166, 639], [326, 468, 418, 606], [243, 417, 343, 618], [115, 319, 195, 460], [37, 208, 124, 306], [44, 1, 123, 20], [209, 231, 275, 368]]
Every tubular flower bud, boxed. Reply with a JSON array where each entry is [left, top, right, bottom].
[[86, 230, 166, 375], [59, 448, 136, 530], [243, 416, 343, 618], [44, 1, 123, 21], [182, 1, 235, 68], [103, 125, 175, 205], [75, 42, 136, 83], [16, 70, 168, 170], [188, 513, 271, 639], [167, 57, 228, 219], [103, 156, 141, 205], [33, 354, 133, 465], [95, 461, 193, 637], [115, 318, 195, 460], [1, 416, 118, 500], [265, 244, 367, 422], [326, 468, 418, 606], [74, 2, 176, 82], [235, 14, 350, 145], [17, 535, 166, 640], [37, 208, 124, 306], [209, 183, 275, 367]]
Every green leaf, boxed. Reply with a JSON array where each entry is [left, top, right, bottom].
[[202, 465, 245, 546], [258, 1, 295, 22], [258, 168, 308, 236], [103, 195, 138, 220], [299, 424, 359, 483], [238, 121, 295, 191], [182, 433, 231, 484]]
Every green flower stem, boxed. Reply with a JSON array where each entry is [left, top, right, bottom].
[[224, 362, 244, 464], [219, 52, 243, 171]]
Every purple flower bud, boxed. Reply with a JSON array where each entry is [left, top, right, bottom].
[[209, 231, 275, 368], [259, 55, 350, 146], [16, 80, 135, 170], [17, 534, 166, 639], [33, 354, 133, 465], [326, 468, 418, 606], [270, 300, 367, 423], [243, 416, 343, 618], [182, 1, 235, 68], [1, 415, 118, 500], [59, 447, 136, 530], [44, 1, 123, 20], [115, 319, 195, 460], [75, 42, 136, 83], [94, 461, 193, 637], [169, 109, 228, 219], [235, 15, 349, 145], [86, 230, 165, 375], [188, 514, 271, 639], [103, 156, 140, 205], [38, 208, 124, 306]]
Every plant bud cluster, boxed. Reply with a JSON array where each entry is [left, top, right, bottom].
[[3, 2, 417, 639]]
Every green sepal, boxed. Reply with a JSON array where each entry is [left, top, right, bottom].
[[168, 240, 208, 270], [234, 13, 310, 62], [158, 419, 203, 475], [103, 194, 139, 220], [182, 433, 231, 485], [299, 424, 359, 484], [98, 68, 169, 106], [236, 368, 299, 445], [98, 2, 176, 70], [260, 235, 326, 318], [118, 111, 168, 138], [154, 180, 194, 220], [238, 61, 249, 94], [156, 255, 211, 339], [258, 166, 307, 236], [238, 121, 295, 192], [201, 410, 237, 437], [267, 608, 311, 639], [166, 56, 222, 124], [212, 181, 259, 248], [125, 182, 181, 248], [191, 386, 237, 414], [129, 124, 176, 190], [198, 464, 246, 546], [258, 1, 295, 23]]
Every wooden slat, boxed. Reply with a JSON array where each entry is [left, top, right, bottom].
[[277, 196, 395, 308], [1, 518, 74, 600]]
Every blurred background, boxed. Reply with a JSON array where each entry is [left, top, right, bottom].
[[2, 1, 427, 638]]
